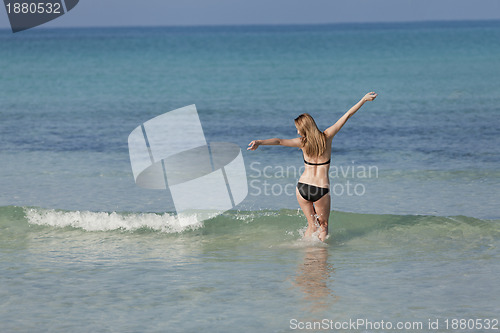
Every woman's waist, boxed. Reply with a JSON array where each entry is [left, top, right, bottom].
[[298, 175, 329, 188]]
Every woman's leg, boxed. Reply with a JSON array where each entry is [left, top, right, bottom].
[[313, 193, 331, 242], [296, 187, 317, 238]]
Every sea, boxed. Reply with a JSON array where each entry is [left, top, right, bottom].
[[0, 20, 499, 332]]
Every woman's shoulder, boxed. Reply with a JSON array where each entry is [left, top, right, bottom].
[[322, 131, 334, 143]]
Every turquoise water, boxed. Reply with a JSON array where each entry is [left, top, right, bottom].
[[1, 207, 499, 332], [1, 20, 499, 331]]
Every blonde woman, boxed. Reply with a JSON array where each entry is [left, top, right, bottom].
[[248, 92, 377, 241]]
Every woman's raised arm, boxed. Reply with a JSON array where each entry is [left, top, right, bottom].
[[324, 92, 377, 139]]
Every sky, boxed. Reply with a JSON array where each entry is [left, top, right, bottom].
[[1, 0, 500, 30]]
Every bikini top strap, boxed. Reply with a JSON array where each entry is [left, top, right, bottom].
[[304, 159, 331, 166], [302, 151, 331, 165]]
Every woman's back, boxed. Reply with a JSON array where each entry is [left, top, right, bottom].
[[299, 134, 333, 188]]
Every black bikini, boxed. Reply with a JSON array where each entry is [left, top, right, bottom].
[[303, 158, 331, 166], [297, 155, 331, 202]]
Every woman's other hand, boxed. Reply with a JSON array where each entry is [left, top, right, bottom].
[[363, 92, 378, 102], [247, 140, 261, 150]]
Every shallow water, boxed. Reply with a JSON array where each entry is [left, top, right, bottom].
[[1, 207, 499, 332]]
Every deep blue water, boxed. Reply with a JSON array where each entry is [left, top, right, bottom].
[[1, 20, 499, 217]]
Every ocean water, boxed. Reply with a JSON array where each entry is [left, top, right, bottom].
[[1, 20, 499, 332]]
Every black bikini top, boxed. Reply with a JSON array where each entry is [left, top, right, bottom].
[[304, 158, 331, 166], [302, 152, 330, 166]]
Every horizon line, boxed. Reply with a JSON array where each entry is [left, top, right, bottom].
[[1, 18, 500, 32]]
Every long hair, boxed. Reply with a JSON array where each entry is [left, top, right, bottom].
[[294, 113, 326, 158]]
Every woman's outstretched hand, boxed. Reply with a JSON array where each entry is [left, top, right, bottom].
[[247, 140, 260, 150], [363, 92, 378, 102]]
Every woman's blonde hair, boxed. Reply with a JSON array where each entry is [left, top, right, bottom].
[[294, 113, 326, 158]]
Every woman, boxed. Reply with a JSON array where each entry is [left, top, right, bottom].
[[247, 92, 377, 241]]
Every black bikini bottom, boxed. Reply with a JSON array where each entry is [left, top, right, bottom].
[[297, 182, 329, 202]]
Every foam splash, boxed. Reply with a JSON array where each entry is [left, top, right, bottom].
[[24, 208, 204, 233]]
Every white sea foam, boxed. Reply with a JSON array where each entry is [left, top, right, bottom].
[[24, 207, 204, 233]]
